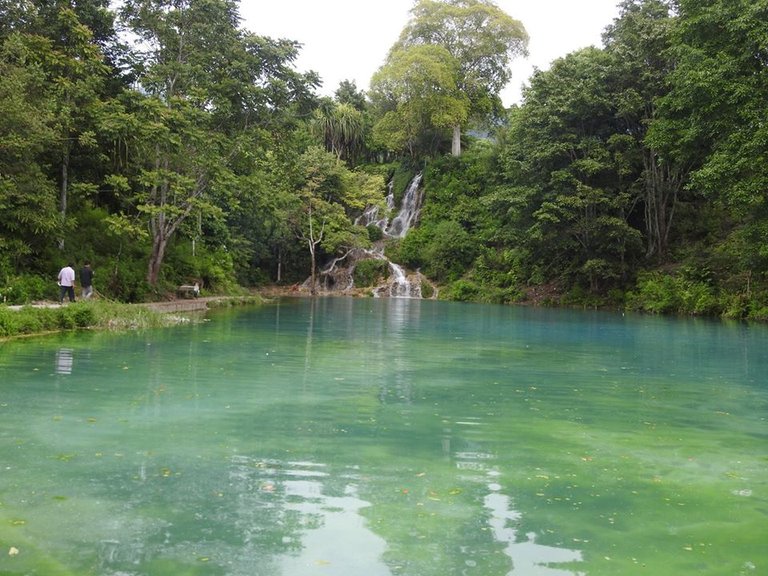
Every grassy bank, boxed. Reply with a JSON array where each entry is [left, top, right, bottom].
[[0, 295, 267, 340]]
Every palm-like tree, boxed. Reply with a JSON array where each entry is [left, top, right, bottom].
[[310, 100, 365, 163]]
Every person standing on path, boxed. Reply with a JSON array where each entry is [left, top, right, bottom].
[[80, 261, 94, 299], [57, 263, 76, 303]]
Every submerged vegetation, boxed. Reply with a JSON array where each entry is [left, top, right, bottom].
[[1, 0, 766, 319]]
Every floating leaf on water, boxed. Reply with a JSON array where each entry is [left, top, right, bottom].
[[8, 547, 19, 556], [10, 519, 26, 526], [448, 488, 462, 495]]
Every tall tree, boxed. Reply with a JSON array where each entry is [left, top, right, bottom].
[[649, 0, 768, 280], [288, 146, 383, 295], [1, 1, 115, 251], [310, 98, 366, 163], [370, 44, 469, 158], [334, 79, 366, 111], [385, 0, 528, 156], [47, 7, 110, 248], [0, 32, 59, 267], [497, 48, 643, 291], [603, 0, 683, 259], [117, 0, 318, 286]]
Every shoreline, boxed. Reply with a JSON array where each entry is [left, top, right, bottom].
[[0, 295, 269, 342]]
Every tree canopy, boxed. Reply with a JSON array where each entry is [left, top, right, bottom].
[[370, 0, 528, 157]]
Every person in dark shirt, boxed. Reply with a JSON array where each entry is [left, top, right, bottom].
[[80, 262, 94, 300]]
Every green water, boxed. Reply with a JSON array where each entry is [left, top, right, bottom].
[[0, 298, 766, 576]]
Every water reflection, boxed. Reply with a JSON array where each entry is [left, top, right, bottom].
[[3, 299, 765, 575], [163, 450, 584, 576], [230, 456, 392, 575], [55, 347, 73, 374], [453, 445, 584, 575], [280, 479, 391, 574], [485, 488, 584, 576]]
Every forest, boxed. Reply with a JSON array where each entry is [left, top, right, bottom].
[[1, 0, 767, 319]]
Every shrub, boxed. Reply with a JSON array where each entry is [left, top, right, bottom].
[[71, 303, 97, 327], [367, 224, 384, 242], [444, 279, 481, 302], [626, 272, 722, 316], [420, 279, 434, 299], [1, 275, 52, 305], [0, 308, 17, 336], [423, 221, 478, 282], [57, 308, 77, 329], [353, 259, 389, 287]]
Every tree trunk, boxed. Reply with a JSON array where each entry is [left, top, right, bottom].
[[451, 124, 462, 157], [643, 150, 682, 259], [308, 240, 317, 296], [147, 231, 167, 287], [58, 144, 70, 250]]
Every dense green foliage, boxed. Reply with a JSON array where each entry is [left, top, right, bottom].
[[1, 0, 766, 319], [370, 0, 528, 157]]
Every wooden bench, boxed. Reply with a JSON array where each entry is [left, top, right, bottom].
[[177, 283, 200, 298]]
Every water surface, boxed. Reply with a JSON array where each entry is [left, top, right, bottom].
[[0, 298, 766, 575]]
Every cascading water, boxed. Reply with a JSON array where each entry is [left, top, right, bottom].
[[385, 173, 423, 238], [375, 262, 421, 298], [314, 173, 431, 298]]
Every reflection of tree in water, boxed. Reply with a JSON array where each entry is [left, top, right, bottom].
[[484, 480, 584, 575], [73, 304, 582, 575], [90, 456, 294, 575], [350, 424, 584, 576], [91, 453, 393, 575]]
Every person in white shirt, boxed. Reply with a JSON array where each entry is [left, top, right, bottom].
[[57, 263, 76, 303]]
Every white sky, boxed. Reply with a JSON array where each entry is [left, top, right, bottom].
[[239, 0, 622, 106]]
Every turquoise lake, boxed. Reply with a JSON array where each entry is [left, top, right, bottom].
[[0, 297, 766, 575]]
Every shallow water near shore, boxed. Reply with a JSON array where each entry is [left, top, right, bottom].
[[0, 297, 766, 575]]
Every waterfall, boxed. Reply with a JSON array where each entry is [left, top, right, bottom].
[[374, 262, 422, 298], [313, 173, 431, 299], [385, 173, 423, 238]]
